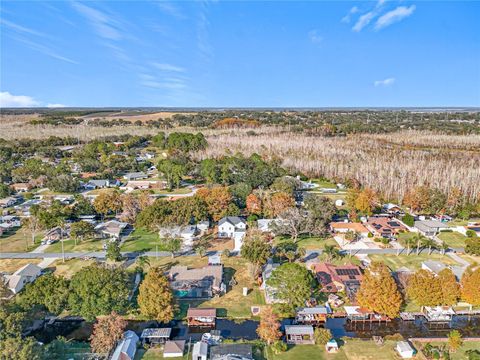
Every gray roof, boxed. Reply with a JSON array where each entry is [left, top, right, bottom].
[[210, 344, 253, 360], [296, 306, 330, 315], [285, 325, 314, 335], [88, 179, 109, 187], [110, 330, 139, 360], [140, 328, 171, 338], [124, 171, 147, 180], [219, 216, 245, 226], [422, 260, 447, 274], [415, 220, 448, 232], [164, 340, 185, 354], [14, 263, 42, 277], [193, 341, 208, 356]]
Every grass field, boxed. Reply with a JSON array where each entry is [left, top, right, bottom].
[[438, 231, 468, 248], [53, 258, 96, 278], [121, 228, 159, 252], [413, 341, 480, 360], [274, 235, 338, 250], [369, 253, 458, 271], [142, 255, 265, 319], [0, 227, 41, 252], [45, 238, 104, 253], [134, 348, 189, 360]]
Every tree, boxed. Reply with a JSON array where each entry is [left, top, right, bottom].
[[421, 237, 437, 255], [46, 174, 79, 193], [270, 176, 302, 195], [106, 241, 123, 262], [135, 256, 150, 273], [357, 261, 403, 319], [89, 312, 126, 354], [21, 215, 42, 247], [447, 330, 463, 353], [267, 263, 314, 310], [407, 269, 443, 306], [240, 230, 272, 277], [93, 191, 122, 217], [438, 268, 460, 306], [120, 193, 141, 224], [68, 265, 130, 321], [412, 233, 427, 255], [354, 188, 378, 215], [465, 237, 480, 256], [256, 306, 282, 345], [461, 266, 480, 305], [70, 221, 95, 246], [159, 237, 182, 258], [263, 191, 295, 218], [195, 245, 206, 258], [314, 328, 332, 345], [157, 159, 187, 190], [246, 193, 262, 216], [138, 267, 174, 322], [323, 245, 342, 262], [273, 208, 309, 242], [276, 241, 306, 263], [304, 194, 337, 235], [196, 186, 233, 221], [229, 182, 252, 208], [18, 274, 70, 314], [0, 336, 42, 360]]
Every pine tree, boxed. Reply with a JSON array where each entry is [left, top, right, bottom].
[[357, 261, 403, 319], [138, 267, 175, 322]]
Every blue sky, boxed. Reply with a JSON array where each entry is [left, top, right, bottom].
[[1, 1, 479, 107]]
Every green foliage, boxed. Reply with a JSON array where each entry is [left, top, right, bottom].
[[465, 237, 480, 256], [466, 229, 477, 238], [151, 132, 166, 148], [229, 182, 253, 208], [166, 132, 207, 152], [0, 183, 12, 198], [106, 241, 123, 262], [241, 232, 272, 270], [402, 213, 414, 227], [267, 262, 314, 310], [271, 340, 287, 354], [314, 328, 332, 345], [448, 330, 463, 352], [70, 221, 96, 242], [45, 174, 79, 193], [68, 265, 130, 321], [18, 274, 70, 315], [157, 159, 187, 189]]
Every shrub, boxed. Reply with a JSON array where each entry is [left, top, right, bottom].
[[271, 340, 287, 354], [314, 328, 332, 345], [466, 229, 477, 238]]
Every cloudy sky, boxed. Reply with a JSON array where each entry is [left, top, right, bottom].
[[1, 1, 479, 107]]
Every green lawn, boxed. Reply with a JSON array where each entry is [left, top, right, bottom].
[[311, 179, 338, 189], [0, 227, 41, 252], [274, 235, 338, 250], [45, 238, 104, 253], [134, 348, 188, 360], [438, 231, 468, 248], [369, 253, 458, 271], [121, 228, 160, 252], [53, 258, 96, 279], [340, 339, 403, 360], [413, 341, 480, 360]]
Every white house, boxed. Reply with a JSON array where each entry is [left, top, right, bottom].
[[110, 330, 139, 360], [159, 225, 198, 250], [218, 217, 247, 251], [396, 341, 415, 359], [414, 220, 449, 237], [163, 340, 185, 358], [5, 263, 42, 294], [192, 341, 208, 360], [0, 197, 18, 208], [95, 220, 128, 239]]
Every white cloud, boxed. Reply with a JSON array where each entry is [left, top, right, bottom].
[[374, 77, 396, 87], [47, 103, 67, 108], [152, 62, 185, 73], [0, 19, 46, 37], [375, 5, 416, 30], [0, 92, 40, 107], [353, 11, 377, 32], [308, 30, 323, 44], [71, 2, 123, 40], [154, 1, 186, 19], [341, 6, 359, 23]]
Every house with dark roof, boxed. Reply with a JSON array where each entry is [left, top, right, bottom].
[[210, 343, 253, 360], [364, 216, 407, 238], [168, 266, 225, 299], [313, 263, 363, 301]]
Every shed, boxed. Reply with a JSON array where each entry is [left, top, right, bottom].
[[284, 325, 314, 344], [325, 339, 339, 353], [110, 330, 138, 360], [140, 328, 171, 344], [192, 341, 208, 360], [396, 341, 415, 359], [163, 340, 185, 358]]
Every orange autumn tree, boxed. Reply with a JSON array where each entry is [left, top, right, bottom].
[[246, 193, 262, 216], [354, 188, 378, 215], [196, 186, 233, 221], [257, 306, 282, 345], [90, 311, 126, 354], [461, 266, 480, 306], [263, 191, 295, 218]]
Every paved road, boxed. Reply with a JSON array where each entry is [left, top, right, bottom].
[[0, 247, 465, 260]]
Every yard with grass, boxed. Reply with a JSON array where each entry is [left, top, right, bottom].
[[413, 340, 480, 360], [274, 235, 338, 250], [121, 228, 160, 252], [0, 227, 41, 252], [53, 258, 96, 278], [45, 237, 104, 253], [139, 255, 265, 319], [438, 231, 468, 248], [368, 253, 458, 271], [134, 348, 189, 360], [0, 258, 42, 273]]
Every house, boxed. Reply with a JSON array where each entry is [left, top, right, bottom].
[[95, 220, 128, 239], [325, 339, 339, 354], [123, 172, 148, 181], [14, 199, 42, 216], [313, 263, 363, 301], [196, 220, 210, 233], [260, 261, 283, 304], [414, 220, 449, 237], [218, 216, 247, 251], [257, 219, 280, 234], [168, 265, 225, 299], [124, 181, 152, 191], [0, 197, 18, 208], [159, 225, 198, 250], [110, 330, 139, 360], [44, 227, 63, 242], [163, 340, 185, 358], [383, 203, 403, 215], [10, 183, 30, 192], [284, 325, 315, 345], [187, 308, 216, 327], [364, 216, 407, 238], [422, 260, 446, 275], [0, 215, 21, 229], [5, 263, 42, 294], [192, 341, 208, 360], [423, 306, 455, 322], [295, 306, 331, 325], [344, 306, 372, 321], [85, 179, 111, 190], [396, 341, 415, 359], [210, 344, 253, 360], [330, 222, 370, 238], [140, 328, 171, 345]]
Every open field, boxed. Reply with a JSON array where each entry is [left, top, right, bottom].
[[0, 258, 42, 273], [438, 231, 468, 248], [274, 235, 338, 250], [45, 238, 104, 253], [53, 258, 96, 278], [121, 228, 159, 252], [368, 253, 458, 271]]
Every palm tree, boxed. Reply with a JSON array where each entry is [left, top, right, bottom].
[[404, 237, 416, 256], [196, 245, 206, 258], [440, 242, 449, 255], [421, 237, 437, 255], [136, 255, 150, 270], [323, 245, 341, 262], [412, 233, 427, 255]]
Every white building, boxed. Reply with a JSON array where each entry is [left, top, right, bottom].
[[192, 341, 208, 360], [5, 263, 42, 294], [110, 330, 139, 360], [396, 341, 415, 359], [218, 217, 247, 251]]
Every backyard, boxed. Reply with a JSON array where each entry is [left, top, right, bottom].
[[368, 253, 458, 271], [121, 228, 159, 252], [438, 231, 468, 248], [53, 258, 97, 278], [45, 237, 104, 253], [0, 258, 42, 273], [274, 235, 338, 250], [0, 227, 42, 252]]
